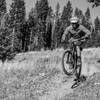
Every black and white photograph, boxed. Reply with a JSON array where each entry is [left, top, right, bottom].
[[0, 0, 100, 99]]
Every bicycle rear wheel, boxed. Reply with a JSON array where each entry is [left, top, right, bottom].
[[62, 50, 75, 76]]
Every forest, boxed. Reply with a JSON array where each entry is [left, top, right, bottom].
[[0, 0, 100, 61]]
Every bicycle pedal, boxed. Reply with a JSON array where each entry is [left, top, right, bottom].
[[71, 81, 81, 89]]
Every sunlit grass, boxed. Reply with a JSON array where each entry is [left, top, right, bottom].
[[0, 47, 100, 100]]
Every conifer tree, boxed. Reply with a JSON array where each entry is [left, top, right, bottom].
[[35, 0, 51, 49], [61, 1, 73, 28], [9, 0, 26, 52]]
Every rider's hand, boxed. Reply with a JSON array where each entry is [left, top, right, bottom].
[[84, 35, 89, 40], [69, 38, 77, 43], [61, 39, 64, 43], [81, 38, 86, 42], [61, 36, 65, 43]]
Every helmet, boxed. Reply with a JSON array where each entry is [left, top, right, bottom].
[[70, 16, 79, 24]]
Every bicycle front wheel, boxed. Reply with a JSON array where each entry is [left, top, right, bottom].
[[62, 50, 75, 76]]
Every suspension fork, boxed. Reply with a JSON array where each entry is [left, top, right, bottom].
[[69, 43, 75, 66], [75, 45, 82, 78], [73, 45, 77, 69]]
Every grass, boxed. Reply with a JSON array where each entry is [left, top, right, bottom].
[[0, 47, 100, 100], [61, 73, 100, 100], [0, 50, 62, 100], [0, 66, 61, 100]]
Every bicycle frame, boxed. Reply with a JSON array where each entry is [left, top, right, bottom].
[[69, 42, 78, 69], [70, 42, 77, 57]]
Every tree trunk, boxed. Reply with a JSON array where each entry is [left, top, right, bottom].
[[29, 30, 32, 51], [11, 27, 15, 52]]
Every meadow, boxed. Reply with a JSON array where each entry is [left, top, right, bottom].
[[0, 48, 100, 100]]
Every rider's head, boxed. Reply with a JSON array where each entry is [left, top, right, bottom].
[[70, 16, 80, 29]]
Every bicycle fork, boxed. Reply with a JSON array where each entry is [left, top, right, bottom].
[[75, 57, 82, 79]]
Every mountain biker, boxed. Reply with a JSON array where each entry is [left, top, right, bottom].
[[61, 16, 91, 81]]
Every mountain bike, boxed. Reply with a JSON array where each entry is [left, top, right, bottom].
[[62, 37, 86, 76]]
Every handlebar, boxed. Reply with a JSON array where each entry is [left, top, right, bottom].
[[69, 37, 87, 44]]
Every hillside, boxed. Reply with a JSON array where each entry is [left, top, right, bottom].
[[0, 47, 100, 100]]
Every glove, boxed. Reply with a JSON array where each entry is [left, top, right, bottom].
[[69, 38, 77, 43], [61, 36, 66, 43]]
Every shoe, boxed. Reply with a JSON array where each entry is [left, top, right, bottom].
[[74, 78, 78, 81], [74, 78, 80, 82]]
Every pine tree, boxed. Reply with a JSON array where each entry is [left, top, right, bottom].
[[0, 0, 9, 62], [28, 7, 39, 51], [0, 13, 16, 62], [74, 8, 79, 17], [45, 7, 53, 49], [0, 0, 6, 18], [54, 19, 62, 48], [0, 0, 6, 26], [61, 1, 73, 28], [45, 15, 52, 49], [51, 2, 62, 48], [36, 0, 49, 21], [74, 8, 84, 23], [84, 7, 92, 30], [9, 0, 26, 52], [20, 21, 30, 52], [60, 1, 73, 48], [35, 0, 51, 49], [85, 8, 91, 20], [55, 2, 60, 20], [78, 9, 84, 19], [80, 8, 92, 47], [94, 16, 100, 33], [93, 17, 100, 46]]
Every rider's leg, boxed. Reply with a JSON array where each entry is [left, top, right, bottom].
[[76, 46, 81, 65], [74, 46, 81, 81]]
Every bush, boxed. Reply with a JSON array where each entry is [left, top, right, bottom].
[[0, 46, 16, 63]]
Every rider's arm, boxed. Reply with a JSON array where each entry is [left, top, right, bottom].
[[69, 26, 91, 42], [61, 27, 69, 42], [81, 25, 91, 39]]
